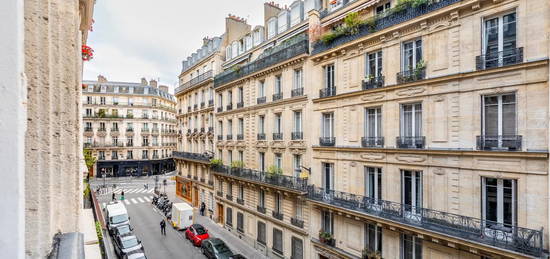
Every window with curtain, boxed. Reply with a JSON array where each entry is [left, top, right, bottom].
[[365, 167, 382, 202], [259, 152, 265, 172], [322, 113, 334, 138], [258, 81, 265, 97], [365, 223, 383, 254], [257, 221, 266, 244], [366, 51, 383, 78], [273, 228, 283, 254], [483, 93, 516, 137], [258, 116, 265, 134], [321, 211, 334, 234], [483, 12, 516, 67], [402, 170, 422, 213], [324, 64, 335, 89], [274, 113, 282, 134], [294, 111, 302, 132], [293, 69, 303, 89], [482, 177, 516, 228], [402, 39, 422, 72], [365, 107, 382, 138], [400, 103, 422, 137], [275, 75, 282, 94]]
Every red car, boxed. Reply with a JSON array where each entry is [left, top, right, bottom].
[[185, 224, 210, 246]]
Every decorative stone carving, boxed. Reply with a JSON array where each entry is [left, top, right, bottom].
[[396, 155, 426, 163], [361, 94, 385, 101], [396, 87, 426, 97], [360, 153, 385, 160]]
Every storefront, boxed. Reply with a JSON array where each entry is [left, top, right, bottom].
[[97, 158, 175, 177], [175, 175, 193, 203]]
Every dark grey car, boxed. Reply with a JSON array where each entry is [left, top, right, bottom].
[[201, 238, 234, 259]]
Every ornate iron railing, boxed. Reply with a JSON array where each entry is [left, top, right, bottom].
[[211, 165, 308, 192], [237, 102, 244, 108], [226, 103, 233, 111], [172, 151, 211, 162], [292, 132, 303, 140], [257, 133, 266, 140], [319, 87, 336, 98], [476, 135, 522, 151], [175, 70, 213, 94], [237, 134, 244, 140], [257, 205, 266, 214], [319, 137, 336, 146], [272, 92, 283, 101], [361, 137, 384, 147], [396, 136, 425, 149], [273, 133, 283, 140], [307, 186, 545, 257], [396, 67, 426, 84], [362, 76, 385, 90], [257, 96, 266, 104], [272, 211, 284, 221], [226, 134, 233, 140], [476, 48, 524, 70], [291, 87, 304, 97], [291, 217, 304, 228]]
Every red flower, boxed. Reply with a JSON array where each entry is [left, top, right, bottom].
[[82, 45, 94, 61]]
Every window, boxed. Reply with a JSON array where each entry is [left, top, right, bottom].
[[273, 228, 283, 254], [483, 12, 517, 68], [294, 199, 303, 219], [274, 193, 282, 213], [209, 192, 214, 210], [366, 51, 383, 78], [365, 223, 382, 254], [293, 154, 302, 178], [126, 138, 133, 147], [274, 75, 282, 94], [238, 150, 243, 162], [322, 163, 334, 192], [237, 212, 244, 232], [259, 152, 266, 172], [227, 119, 233, 135], [482, 177, 516, 228], [85, 109, 92, 117], [86, 96, 92, 104], [226, 207, 233, 226], [227, 91, 232, 105], [238, 185, 244, 200], [324, 64, 335, 89], [218, 93, 223, 107], [321, 211, 334, 234], [257, 81, 265, 98], [238, 118, 244, 135], [375, 2, 391, 14], [402, 39, 422, 72], [401, 234, 422, 259], [127, 151, 133, 159], [267, 18, 277, 39], [238, 87, 244, 103], [228, 150, 232, 163], [293, 111, 302, 133], [293, 69, 303, 89], [218, 121, 223, 136], [365, 107, 382, 140], [291, 237, 304, 259], [111, 151, 118, 160], [258, 189, 265, 207], [482, 93, 516, 138], [274, 113, 282, 134], [142, 150, 148, 159], [400, 103, 422, 137], [85, 122, 92, 129], [365, 167, 382, 201], [257, 221, 266, 245], [98, 151, 105, 160], [100, 97, 106, 105], [274, 153, 282, 169], [258, 115, 265, 134], [322, 113, 334, 138], [402, 170, 422, 213]]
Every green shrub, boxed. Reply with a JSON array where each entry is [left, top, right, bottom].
[[321, 31, 338, 44], [209, 158, 223, 168], [267, 165, 283, 175], [412, 0, 429, 8], [344, 12, 362, 35], [230, 160, 245, 169], [95, 221, 103, 241]]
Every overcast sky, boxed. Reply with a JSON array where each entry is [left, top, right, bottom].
[[84, 0, 296, 93]]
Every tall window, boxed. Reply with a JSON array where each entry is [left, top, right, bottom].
[[293, 111, 302, 133], [482, 93, 516, 138], [482, 177, 516, 228], [258, 80, 265, 97], [273, 228, 283, 254], [227, 120, 233, 135], [324, 64, 335, 89], [238, 150, 243, 162], [228, 150, 233, 163], [258, 189, 265, 207], [274, 113, 282, 134], [257, 221, 266, 245], [402, 39, 422, 72], [366, 51, 383, 78], [322, 163, 334, 192], [293, 69, 303, 89], [401, 234, 422, 259], [365, 167, 382, 202], [322, 113, 334, 138], [293, 154, 301, 178], [400, 103, 422, 137], [259, 152, 265, 172], [238, 118, 244, 135], [401, 170, 422, 213], [274, 75, 282, 94], [238, 185, 244, 200], [365, 107, 382, 139], [375, 2, 391, 14], [483, 12, 517, 68], [365, 223, 382, 254], [218, 93, 223, 107], [291, 237, 304, 259], [218, 121, 223, 136], [226, 207, 233, 226], [238, 87, 244, 103], [274, 193, 282, 213], [258, 115, 265, 134], [237, 212, 244, 233], [228, 91, 233, 105], [321, 211, 334, 234], [274, 153, 282, 169]]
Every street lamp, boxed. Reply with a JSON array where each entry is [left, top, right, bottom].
[[101, 168, 106, 188]]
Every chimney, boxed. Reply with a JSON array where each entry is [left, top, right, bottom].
[[203, 37, 210, 46], [225, 14, 251, 45], [141, 77, 147, 85], [149, 79, 158, 88], [97, 75, 107, 83], [159, 85, 169, 93], [264, 1, 282, 26]]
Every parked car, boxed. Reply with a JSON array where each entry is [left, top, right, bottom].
[[185, 224, 210, 246], [104, 201, 130, 235], [112, 224, 133, 238], [126, 251, 147, 259], [201, 238, 234, 259], [229, 255, 246, 259], [113, 235, 144, 258]]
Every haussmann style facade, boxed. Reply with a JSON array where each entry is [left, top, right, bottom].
[[173, 1, 550, 259]]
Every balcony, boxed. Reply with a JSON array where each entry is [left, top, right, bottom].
[[193, 176, 198, 181], [319, 87, 336, 98], [307, 186, 545, 257], [214, 38, 309, 87], [291, 132, 303, 140], [396, 136, 425, 149], [361, 137, 384, 148], [172, 151, 211, 162], [187, 107, 191, 112], [290, 217, 304, 228], [226, 104, 233, 111], [236, 198, 244, 205], [476, 48, 524, 71], [257, 133, 266, 140], [141, 128, 150, 133], [208, 127, 214, 133], [216, 191, 223, 197], [151, 128, 159, 133], [208, 99, 214, 107], [126, 128, 134, 132], [273, 133, 283, 141], [208, 180, 214, 186], [211, 165, 308, 192], [272, 211, 284, 221], [257, 96, 266, 104], [237, 134, 244, 140], [193, 104, 198, 111], [272, 92, 283, 101], [217, 135, 223, 141], [476, 135, 522, 151], [312, 0, 461, 55], [200, 178, 205, 183], [291, 87, 304, 97], [225, 194, 233, 201], [175, 70, 213, 94], [362, 76, 385, 90], [319, 137, 335, 147], [84, 127, 93, 132], [257, 205, 266, 214], [200, 127, 205, 133], [397, 67, 426, 84], [226, 134, 233, 140], [200, 102, 205, 108], [236, 102, 244, 108], [97, 128, 106, 132], [217, 107, 223, 112]]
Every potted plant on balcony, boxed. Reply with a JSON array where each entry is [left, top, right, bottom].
[[97, 109, 106, 118], [267, 165, 282, 176], [362, 248, 383, 259], [414, 60, 426, 79], [230, 161, 245, 172], [209, 159, 223, 170], [318, 230, 335, 246]]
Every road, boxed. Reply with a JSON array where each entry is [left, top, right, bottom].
[[92, 177, 206, 259]]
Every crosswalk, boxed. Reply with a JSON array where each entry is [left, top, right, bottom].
[[111, 188, 155, 194], [102, 195, 154, 207]]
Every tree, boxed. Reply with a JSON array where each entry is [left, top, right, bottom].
[[83, 148, 97, 172]]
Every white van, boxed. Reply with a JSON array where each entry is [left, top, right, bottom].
[[104, 201, 130, 234], [171, 202, 193, 230]]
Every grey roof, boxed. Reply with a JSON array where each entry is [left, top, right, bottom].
[[82, 80, 175, 102]]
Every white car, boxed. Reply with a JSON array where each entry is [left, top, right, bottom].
[[113, 235, 144, 258]]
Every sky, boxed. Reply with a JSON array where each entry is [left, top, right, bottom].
[[84, 0, 296, 93]]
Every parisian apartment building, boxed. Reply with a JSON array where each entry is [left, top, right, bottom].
[[173, 0, 550, 259], [82, 76, 178, 177]]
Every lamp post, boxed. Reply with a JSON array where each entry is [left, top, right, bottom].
[[101, 168, 106, 188]]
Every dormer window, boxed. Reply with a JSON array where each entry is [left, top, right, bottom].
[[277, 11, 289, 34], [245, 35, 253, 51], [232, 41, 239, 58], [267, 17, 278, 39], [253, 28, 264, 46], [304, 0, 321, 12], [290, 1, 304, 26], [329, 0, 343, 11], [376, 1, 391, 15], [226, 46, 232, 60]]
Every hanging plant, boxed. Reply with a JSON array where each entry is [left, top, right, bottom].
[[82, 45, 94, 61]]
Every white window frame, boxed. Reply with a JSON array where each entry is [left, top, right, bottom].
[[481, 93, 517, 138], [293, 111, 302, 132], [401, 39, 422, 72], [401, 170, 422, 217], [322, 113, 334, 138], [365, 167, 382, 201], [293, 69, 303, 90], [366, 50, 383, 78], [482, 11, 517, 56], [481, 177, 517, 227], [400, 103, 422, 137], [365, 107, 382, 138]]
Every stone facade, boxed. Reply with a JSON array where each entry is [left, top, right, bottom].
[[82, 77, 177, 177]]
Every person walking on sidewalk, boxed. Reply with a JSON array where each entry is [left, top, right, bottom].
[[160, 219, 166, 235], [112, 192, 116, 201], [121, 190, 125, 201], [200, 202, 206, 216]]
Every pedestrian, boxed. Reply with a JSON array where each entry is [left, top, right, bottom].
[[200, 202, 206, 216], [121, 190, 125, 201], [160, 219, 166, 235], [112, 192, 115, 201]]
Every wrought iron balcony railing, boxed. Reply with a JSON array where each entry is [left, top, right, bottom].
[[319, 87, 336, 98], [172, 151, 211, 162], [273, 133, 283, 140], [216, 191, 223, 197], [226, 104, 233, 111], [193, 176, 198, 181], [476, 135, 522, 151], [187, 107, 191, 112], [208, 99, 214, 107], [476, 48, 524, 71], [319, 137, 335, 146], [257, 96, 266, 104], [307, 186, 545, 257], [291, 87, 304, 97], [362, 76, 385, 90], [200, 102, 205, 108], [257, 205, 266, 214], [214, 39, 309, 87], [272, 211, 284, 221], [193, 104, 198, 111], [200, 178, 205, 183], [361, 137, 384, 148], [397, 67, 426, 84], [175, 70, 213, 94], [225, 194, 233, 201], [236, 102, 244, 108], [226, 134, 233, 140], [291, 217, 304, 228], [257, 133, 266, 140], [211, 165, 308, 192], [272, 93, 283, 101], [237, 134, 244, 140], [208, 127, 214, 133], [396, 136, 425, 149], [291, 132, 303, 140], [217, 107, 223, 112], [208, 180, 214, 186], [84, 127, 93, 132], [217, 135, 223, 141], [237, 198, 244, 205]]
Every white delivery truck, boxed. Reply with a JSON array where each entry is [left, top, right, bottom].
[[104, 201, 130, 234], [171, 202, 193, 230]]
